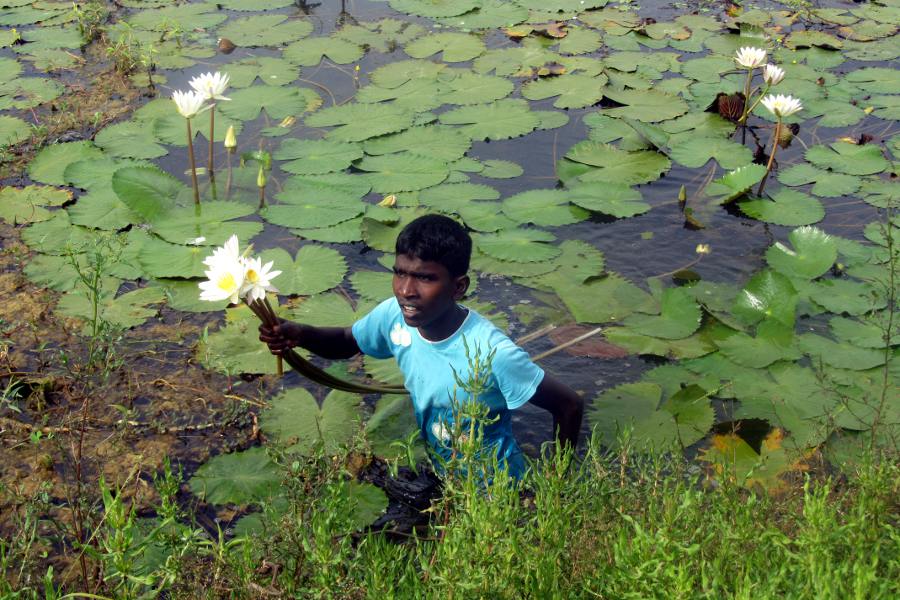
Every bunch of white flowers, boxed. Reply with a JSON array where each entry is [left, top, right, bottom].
[[199, 235, 280, 304], [733, 47, 793, 125]]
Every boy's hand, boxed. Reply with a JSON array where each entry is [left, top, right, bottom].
[[259, 319, 305, 356]]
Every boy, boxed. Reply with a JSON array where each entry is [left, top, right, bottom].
[[259, 214, 583, 478]]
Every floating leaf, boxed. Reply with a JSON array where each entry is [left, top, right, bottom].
[[259, 246, 347, 296], [356, 153, 449, 193], [669, 136, 753, 170], [588, 382, 713, 451], [501, 189, 589, 227], [262, 195, 365, 229], [624, 287, 702, 340], [704, 164, 767, 203], [389, 0, 478, 17], [0, 186, 61, 224], [216, 14, 312, 46], [363, 125, 472, 162], [274, 139, 363, 175], [365, 395, 423, 460], [805, 141, 889, 176], [57, 286, 164, 330], [776, 164, 861, 198], [480, 160, 523, 179], [112, 166, 186, 222], [700, 430, 802, 492], [521, 73, 607, 109], [602, 88, 689, 122], [845, 67, 900, 94], [739, 189, 825, 227], [405, 32, 485, 62], [94, 121, 167, 160], [199, 305, 286, 374], [716, 320, 799, 368], [306, 102, 416, 142], [733, 270, 798, 328], [260, 388, 361, 455], [439, 99, 540, 141], [188, 447, 280, 506], [438, 0, 529, 30], [830, 315, 899, 349], [219, 86, 320, 122], [765, 226, 837, 280], [151, 202, 261, 247], [474, 229, 560, 263], [807, 278, 886, 316], [283, 36, 365, 66], [561, 142, 670, 186], [798, 333, 885, 371], [441, 71, 514, 105], [370, 59, 446, 88], [28, 141, 104, 186], [0, 114, 30, 147]]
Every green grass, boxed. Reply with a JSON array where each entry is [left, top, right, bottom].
[[6, 431, 896, 599]]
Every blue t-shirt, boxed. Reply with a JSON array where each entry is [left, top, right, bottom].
[[352, 298, 544, 478]]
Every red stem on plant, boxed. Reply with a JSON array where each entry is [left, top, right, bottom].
[[757, 120, 782, 197], [186, 119, 200, 204]]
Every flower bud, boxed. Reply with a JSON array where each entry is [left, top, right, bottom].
[[256, 165, 267, 188], [378, 194, 397, 207], [224, 125, 236, 152], [695, 244, 711, 255]]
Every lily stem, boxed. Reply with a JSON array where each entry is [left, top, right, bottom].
[[757, 119, 782, 197], [186, 119, 200, 204]]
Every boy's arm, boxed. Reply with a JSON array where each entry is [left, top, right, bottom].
[[259, 319, 361, 360], [527, 374, 584, 449]]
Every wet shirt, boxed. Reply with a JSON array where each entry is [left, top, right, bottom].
[[352, 298, 544, 478]]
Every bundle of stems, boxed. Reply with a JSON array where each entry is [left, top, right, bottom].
[[245, 296, 408, 395]]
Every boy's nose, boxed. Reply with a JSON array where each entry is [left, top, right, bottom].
[[396, 277, 417, 298]]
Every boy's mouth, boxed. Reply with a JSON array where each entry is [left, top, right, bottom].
[[400, 304, 420, 318]]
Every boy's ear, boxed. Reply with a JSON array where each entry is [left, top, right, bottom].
[[453, 275, 470, 300]]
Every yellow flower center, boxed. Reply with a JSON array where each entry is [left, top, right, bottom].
[[217, 273, 236, 292], [247, 269, 259, 283]]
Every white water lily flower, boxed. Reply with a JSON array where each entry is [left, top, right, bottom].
[[240, 255, 281, 302], [761, 94, 803, 118], [735, 46, 766, 69], [763, 64, 785, 86], [189, 71, 231, 102], [172, 89, 210, 119], [203, 234, 241, 267], [199, 260, 246, 304]]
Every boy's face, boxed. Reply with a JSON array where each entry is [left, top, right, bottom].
[[392, 253, 469, 331]]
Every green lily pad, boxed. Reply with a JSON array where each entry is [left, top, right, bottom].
[[798, 333, 885, 371], [283, 36, 365, 66], [370, 59, 446, 89], [94, 121, 167, 160], [0, 115, 29, 147], [57, 286, 164, 330], [111, 166, 186, 222], [157, 278, 228, 313], [198, 304, 285, 374], [670, 136, 753, 170], [438, 99, 540, 141], [567, 183, 650, 218], [356, 153, 450, 193], [365, 395, 422, 460], [219, 86, 321, 122], [258, 245, 347, 296], [306, 102, 416, 143], [700, 431, 801, 492], [739, 189, 825, 227], [389, 0, 478, 18], [474, 229, 560, 263], [227, 57, 298, 88], [260, 388, 361, 455], [776, 164, 861, 198], [521, 73, 607, 109], [438, 0, 528, 29], [588, 382, 713, 451], [28, 141, 104, 186], [151, 202, 261, 247], [716, 320, 799, 369], [0, 186, 65, 224], [138, 235, 209, 279], [501, 189, 589, 227], [215, 14, 312, 46], [561, 142, 671, 186], [624, 287, 702, 340], [274, 138, 363, 175], [807, 278, 887, 316], [733, 270, 798, 328], [550, 272, 652, 324], [830, 315, 900, 349], [805, 141, 889, 176], [287, 292, 372, 328], [405, 32, 485, 62], [336, 19, 426, 54], [262, 195, 365, 229], [439, 71, 514, 106], [558, 26, 604, 55], [188, 447, 279, 506], [845, 67, 900, 94], [765, 226, 837, 280], [705, 164, 768, 203], [602, 88, 689, 122], [364, 125, 472, 162], [480, 160, 523, 179]]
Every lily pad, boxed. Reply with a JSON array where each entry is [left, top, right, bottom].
[[219, 86, 321, 122], [798, 333, 885, 371], [306, 103, 416, 143], [405, 32, 485, 62], [57, 286, 164, 330], [474, 229, 560, 263], [805, 142, 889, 176], [364, 125, 472, 162], [705, 164, 768, 203], [28, 141, 104, 186], [283, 36, 365, 66], [807, 278, 886, 316], [588, 382, 713, 451], [765, 226, 837, 280], [739, 190, 825, 227], [188, 447, 279, 506], [568, 183, 650, 218], [0, 115, 30, 147], [501, 189, 589, 227], [389, 0, 478, 18], [262, 195, 365, 229], [521, 73, 607, 109], [561, 142, 671, 186], [438, 99, 540, 141], [776, 164, 861, 198], [198, 305, 285, 375], [260, 388, 361, 455], [259, 245, 347, 296], [669, 136, 753, 170], [700, 430, 802, 492], [216, 14, 312, 47], [602, 88, 689, 122], [356, 153, 450, 193], [274, 139, 363, 175], [732, 270, 798, 328], [623, 287, 702, 340]]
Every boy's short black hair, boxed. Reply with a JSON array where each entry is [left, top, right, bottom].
[[395, 214, 472, 277]]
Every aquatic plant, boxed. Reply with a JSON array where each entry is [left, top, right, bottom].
[[758, 94, 804, 196], [188, 71, 231, 186], [171, 89, 210, 204]]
